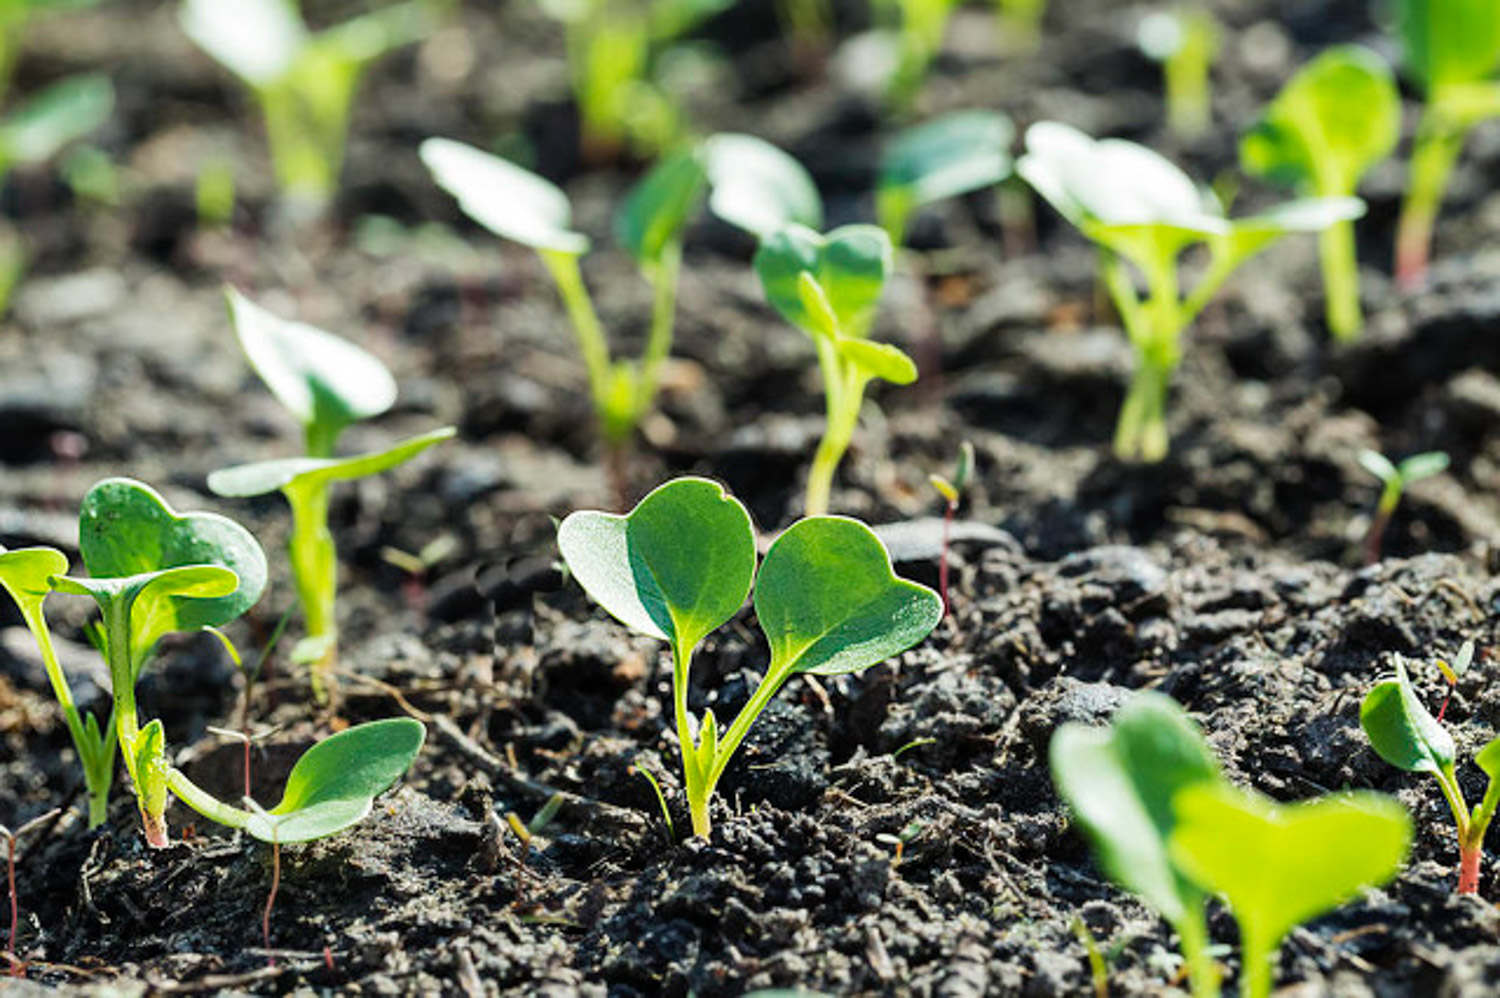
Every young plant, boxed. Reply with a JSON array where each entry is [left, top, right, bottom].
[[0, 0, 101, 106], [1361, 648, 1497, 894], [1357, 449, 1449, 564], [1241, 47, 1400, 341], [558, 477, 941, 838], [178, 0, 437, 209], [1390, 0, 1500, 287], [928, 440, 974, 618], [870, 0, 959, 110], [1170, 783, 1410, 998], [754, 224, 917, 515], [1137, 7, 1220, 138], [878, 110, 1014, 251], [1, 809, 57, 977], [209, 287, 454, 701], [994, 0, 1046, 50], [1017, 122, 1364, 462]]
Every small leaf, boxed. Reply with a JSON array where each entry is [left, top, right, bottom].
[[754, 224, 893, 338], [953, 441, 975, 492], [179, 0, 307, 86], [1475, 736, 1500, 780], [702, 132, 823, 238], [929, 475, 958, 503], [1360, 658, 1455, 775], [1357, 449, 1399, 483], [0, 74, 114, 169], [615, 144, 708, 266], [795, 271, 840, 338], [694, 707, 719, 783], [880, 110, 1014, 211], [1398, 450, 1449, 482], [837, 339, 918, 385], [0, 545, 69, 610], [754, 516, 940, 676], [556, 477, 756, 653], [207, 426, 456, 498], [420, 137, 590, 256], [1395, 0, 1500, 94]]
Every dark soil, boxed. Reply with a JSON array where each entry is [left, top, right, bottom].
[[4, 0, 1500, 994]]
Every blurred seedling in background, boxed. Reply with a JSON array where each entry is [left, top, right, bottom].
[[1241, 47, 1400, 341], [558, 477, 940, 838], [877, 110, 1014, 253], [755, 224, 918, 515], [2, 809, 58, 977], [421, 133, 819, 505], [0, 0, 101, 104], [1390, 0, 1500, 287], [1018, 122, 1362, 462], [869, 0, 959, 110], [1138, 7, 1220, 138], [179, 0, 441, 213], [1361, 645, 1495, 894], [994, 0, 1047, 51], [207, 288, 455, 703], [928, 440, 974, 617], [1357, 449, 1448, 564]]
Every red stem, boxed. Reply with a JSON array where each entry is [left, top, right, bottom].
[[1362, 508, 1390, 566], [6, 834, 17, 977], [1459, 842, 1482, 895], [263, 842, 281, 967], [242, 739, 252, 801], [939, 500, 955, 617]]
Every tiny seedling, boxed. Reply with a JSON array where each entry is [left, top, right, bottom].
[[755, 223, 917, 515], [1241, 47, 1400, 340], [1169, 783, 1410, 998], [1138, 7, 1220, 138], [878, 110, 1014, 251], [870, 0, 959, 109], [1018, 121, 1363, 462], [1389, 0, 1500, 287], [928, 440, 974, 618], [1357, 449, 1448, 564], [209, 287, 455, 700], [179, 0, 436, 208], [558, 477, 940, 838], [1361, 647, 1496, 895], [2, 809, 58, 978]]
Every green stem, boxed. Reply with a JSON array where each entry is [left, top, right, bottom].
[[1395, 107, 1466, 289], [540, 249, 615, 428], [1319, 218, 1361, 341], [633, 239, 681, 422], [286, 481, 339, 701], [1165, 46, 1210, 138], [805, 342, 864, 516], [166, 768, 252, 831], [1240, 927, 1273, 998], [1176, 905, 1221, 998]]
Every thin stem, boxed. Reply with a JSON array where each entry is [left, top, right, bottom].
[[1395, 108, 1466, 289], [1319, 218, 1361, 341], [805, 344, 863, 516], [939, 499, 955, 617], [264, 841, 281, 967], [1175, 905, 1220, 998], [706, 665, 794, 792], [540, 250, 614, 421], [165, 768, 252, 831], [286, 482, 338, 701], [5, 832, 15, 977], [634, 240, 681, 422]]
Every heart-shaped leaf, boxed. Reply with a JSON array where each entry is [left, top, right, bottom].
[[557, 477, 756, 654], [0, 73, 114, 172], [420, 136, 590, 256], [754, 224, 893, 338], [1360, 657, 1455, 775], [226, 287, 397, 451], [702, 132, 823, 239], [0, 545, 68, 612], [207, 426, 456, 498], [242, 717, 425, 843], [615, 144, 708, 267], [880, 110, 1013, 216], [754, 516, 940, 676]]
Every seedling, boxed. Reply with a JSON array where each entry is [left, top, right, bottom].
[[179, 0, 437, 209], [2, 809, 57, 977], [878, 110, 1014, 251], [1390, 0, 1500, 287], [208, 287, 455, 700], [1357, 449, 1448, 564], [0, 0, 101, 106], [755, 224, 917, 515], [994, 0, 1046, 50], [1361, 648, 1496, 894], [928, 440, 974, 618], [558, 477, 941, 838], [1138, 7, 1220, 138], [870, 0, 959, 109], [1017, 122, 1363, 462]]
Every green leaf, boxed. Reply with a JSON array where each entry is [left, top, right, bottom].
[[1214, 196, 1366, 265], [1241, 46, 1400, 196], [615, 144, 708, 267], [179, 0, 306, 86], [754, 224, 893, 338], [1357, 449, 1399, 483], [1169, 782, 1410, 973], [702, 132, 823, 239], [244, 717, 426, 843], [880, 110, 1014, 211], [226, 286, 397, 446], [1360, 658, 1455, 775], [0, 545, 68, 610], [207, 426, 456, 498], [420, 137, 590, 256], [556, 477, 756, 653], [1395, 0, 1500, 94], [1476, 737, 1500, 779], [1049, 692, 1220, 923], [837, 339, 918, 385], [0, 73, 114, 169], [1398, 450, 1450, 482], [753, 516, 940, 676]]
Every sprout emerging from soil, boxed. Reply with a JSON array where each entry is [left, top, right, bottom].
[[1017, 122, 1364, 462], [869, 0, 960, 109], [558, 477, 941, 838], [1242, 46, 1401, 341], [1138, 7, 1220, 138], [2, 809, 58, 977], [1357, 449, 1448, 564], [878, 110, 1014, 251], [178, 0, 436, 210], [209, 287, 455, 702], [754, 224, 917, 515], [1362, 645, 1498, 896], [1389, 0, 1500, 288], [929, 440, 974, 618]]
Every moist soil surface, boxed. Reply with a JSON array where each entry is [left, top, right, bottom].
[[5, 0, 1500, 994]]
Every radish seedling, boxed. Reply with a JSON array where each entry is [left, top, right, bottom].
[[557, 477, 941, 838], [178, 0, 437, 209], [1242, 47, 1400, 341], [870, 0, 959, 109], [1138, 7, 1220, 138], [878, 110, 1013, 250], [210, 287, 455, 700], [1170, 784, 1410, 998], [1361, 648, 1497, 895], [1390, 0, 1500, 287], [928, 440, 974, 618], [754, 224, 916, 515], [1357, 449, 1448, 564], [1017, 122, 1364, 462]]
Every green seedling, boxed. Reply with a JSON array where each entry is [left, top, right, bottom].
[[928, 440, 974, 618], [179, 0, 437, 209], [208, 293, 452, 701], [2, 808, 57, 978], [754, 224, 916, 515], [558, 477, 940, 838], [878, 110, 1014, 250], [994, 0, 1046, 50], [1357, 449, 1448, 564], [1361, 646, 1496, 895], [870, 0, 959, 110], [1170, 784, 1410, 998], [1390, 0, 1500, 287], [421, 134, 818, 494], [1241, 47, 1400, 341], [1018, 121, 1363, 462], [1138, 7, 1220, 138]]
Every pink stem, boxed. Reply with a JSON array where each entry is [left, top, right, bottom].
[[939, 500, 955, 617], [1459, 842, 1482, 895], [264, 842, 281, 967], [6, 835, 17, 977]]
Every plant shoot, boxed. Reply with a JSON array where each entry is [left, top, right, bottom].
[[1138, 7, 1220, 138], [878, 110, 1013, 250], [1357, 449, 1448, 564]]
